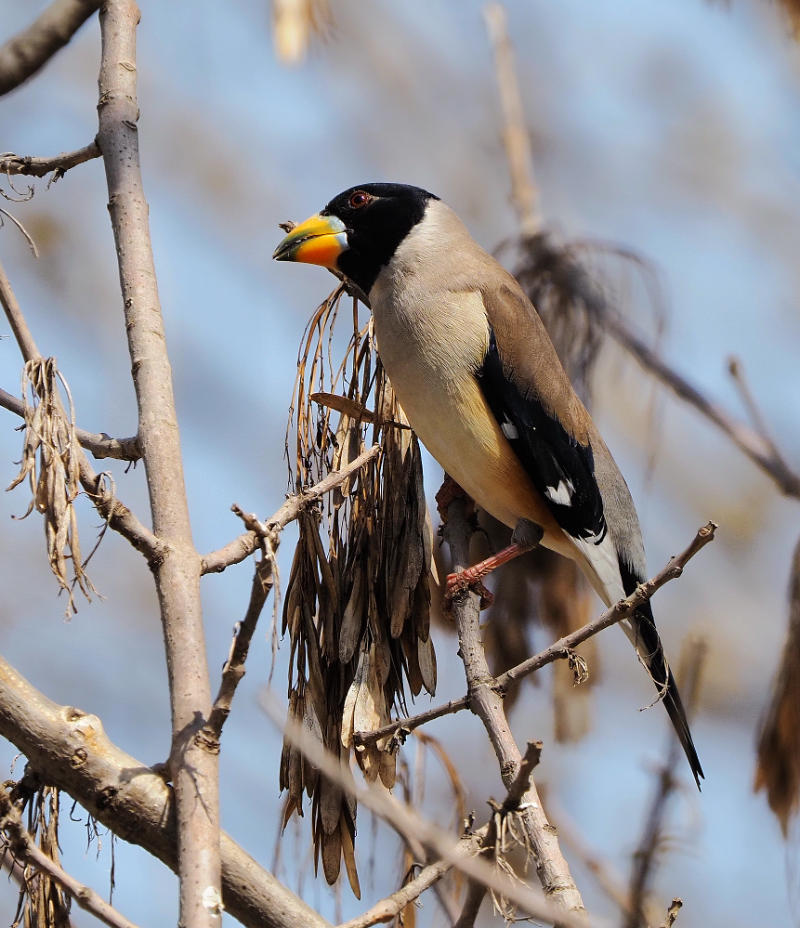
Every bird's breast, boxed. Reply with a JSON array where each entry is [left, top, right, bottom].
[[369, 282, 565, 545]]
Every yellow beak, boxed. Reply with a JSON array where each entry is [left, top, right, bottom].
[[272, 213, 348, 268]]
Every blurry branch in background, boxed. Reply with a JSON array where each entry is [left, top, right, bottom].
[[483, 2, 541, 235], [0, 785, 141, 928], [755, 536, 800, 833], [486, 2, 800, 502], [624, 638, 707, 928], [442, 493, 588, 923], [0, 0, 100, 97], [355, 522, 717, 746], [265, 694, 597, 928], [0, 141, 101, 183], [0, 652, 330, 928], [271, 0, 332, 65]]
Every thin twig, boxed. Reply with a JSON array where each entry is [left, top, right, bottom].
[[443, 494, 589, 922], [0, 141, 101, 181], [97, 3, 220, 924], [0, 786, 141, 928], [356, 522, 716, 747], [206, 552, 276, 740], [200, 444, 381, 574], [337, 858, 452, 928], [0, 0, 100, 96]]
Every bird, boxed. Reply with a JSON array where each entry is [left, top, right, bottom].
[[273, 182, 704, 787]]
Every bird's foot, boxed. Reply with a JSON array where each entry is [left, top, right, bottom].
[[443, 566, 494, 611], [435, 477, 476, 524]]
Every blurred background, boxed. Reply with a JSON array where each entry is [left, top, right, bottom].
[[2, 0, 800, 925]]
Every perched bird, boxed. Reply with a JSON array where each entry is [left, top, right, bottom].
[[273, 183, 703, 786]]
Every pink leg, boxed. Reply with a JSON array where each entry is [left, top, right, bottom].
[[444, 543, 529, 611]]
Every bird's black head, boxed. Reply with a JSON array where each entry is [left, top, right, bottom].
[[273, 183, 439, 298]]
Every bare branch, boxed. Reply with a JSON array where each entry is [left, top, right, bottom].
[[0, 141, 101, 180], [0, 785, 141, 928], [206, 552, 276, 740], [97, 2, 219, 924], [337, 858, 452, 928], [0, 0, 100, 97], [200, 444, 381, 575], [443, 494, 588, 922], [605, 317, 800, 499], [0, 650, 330, 928]]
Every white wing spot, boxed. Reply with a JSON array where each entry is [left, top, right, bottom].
[[545, 480, 574, 506], [501, 418, 519, 440]]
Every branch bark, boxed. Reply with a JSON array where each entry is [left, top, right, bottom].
[[0, 0, 100, 97], [443, 495, 588, 923], [0, 141, 101, 180], [0, 651, 329, 928], [97, 3, 219, 925]]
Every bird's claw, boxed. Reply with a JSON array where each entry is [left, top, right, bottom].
[[443, 569, 494, 611]]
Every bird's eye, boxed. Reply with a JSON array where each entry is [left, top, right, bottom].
[[349, 191, 371, 208]]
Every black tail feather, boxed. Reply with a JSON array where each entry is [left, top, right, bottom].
[[632, 601, 704, 788], [619, 563, 704, 788]]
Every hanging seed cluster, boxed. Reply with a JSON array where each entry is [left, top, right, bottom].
[[6, 358, 95, 617], [280, 287, 437, 895], [4, 785, 71, 928]]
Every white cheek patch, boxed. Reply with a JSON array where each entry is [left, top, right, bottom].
[[545, 479, 574, 506], [501, 417, 519, 440]]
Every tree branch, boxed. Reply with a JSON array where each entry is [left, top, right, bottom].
[[0, 141, 101, 181], [206, 553, 275, 740], [97, 3, 219, 924], [0, 651, 329, 928], [0, 0, 100, 97], [200, 444, 381, 575], [0, 785, 141, 928], [443, 495, 588, 922]]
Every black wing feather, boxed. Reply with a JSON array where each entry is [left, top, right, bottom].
[[476, 327, 606, 544]]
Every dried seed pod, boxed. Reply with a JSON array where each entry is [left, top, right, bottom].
[[339, 807, 361, 899], [321, 821, 342, 885]]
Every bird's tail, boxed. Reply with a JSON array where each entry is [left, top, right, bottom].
[[628, 597, 704, 789]]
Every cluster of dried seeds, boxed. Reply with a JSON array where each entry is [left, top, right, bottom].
[[6, 359, 95, 617], [280, 288, 437, 894]]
